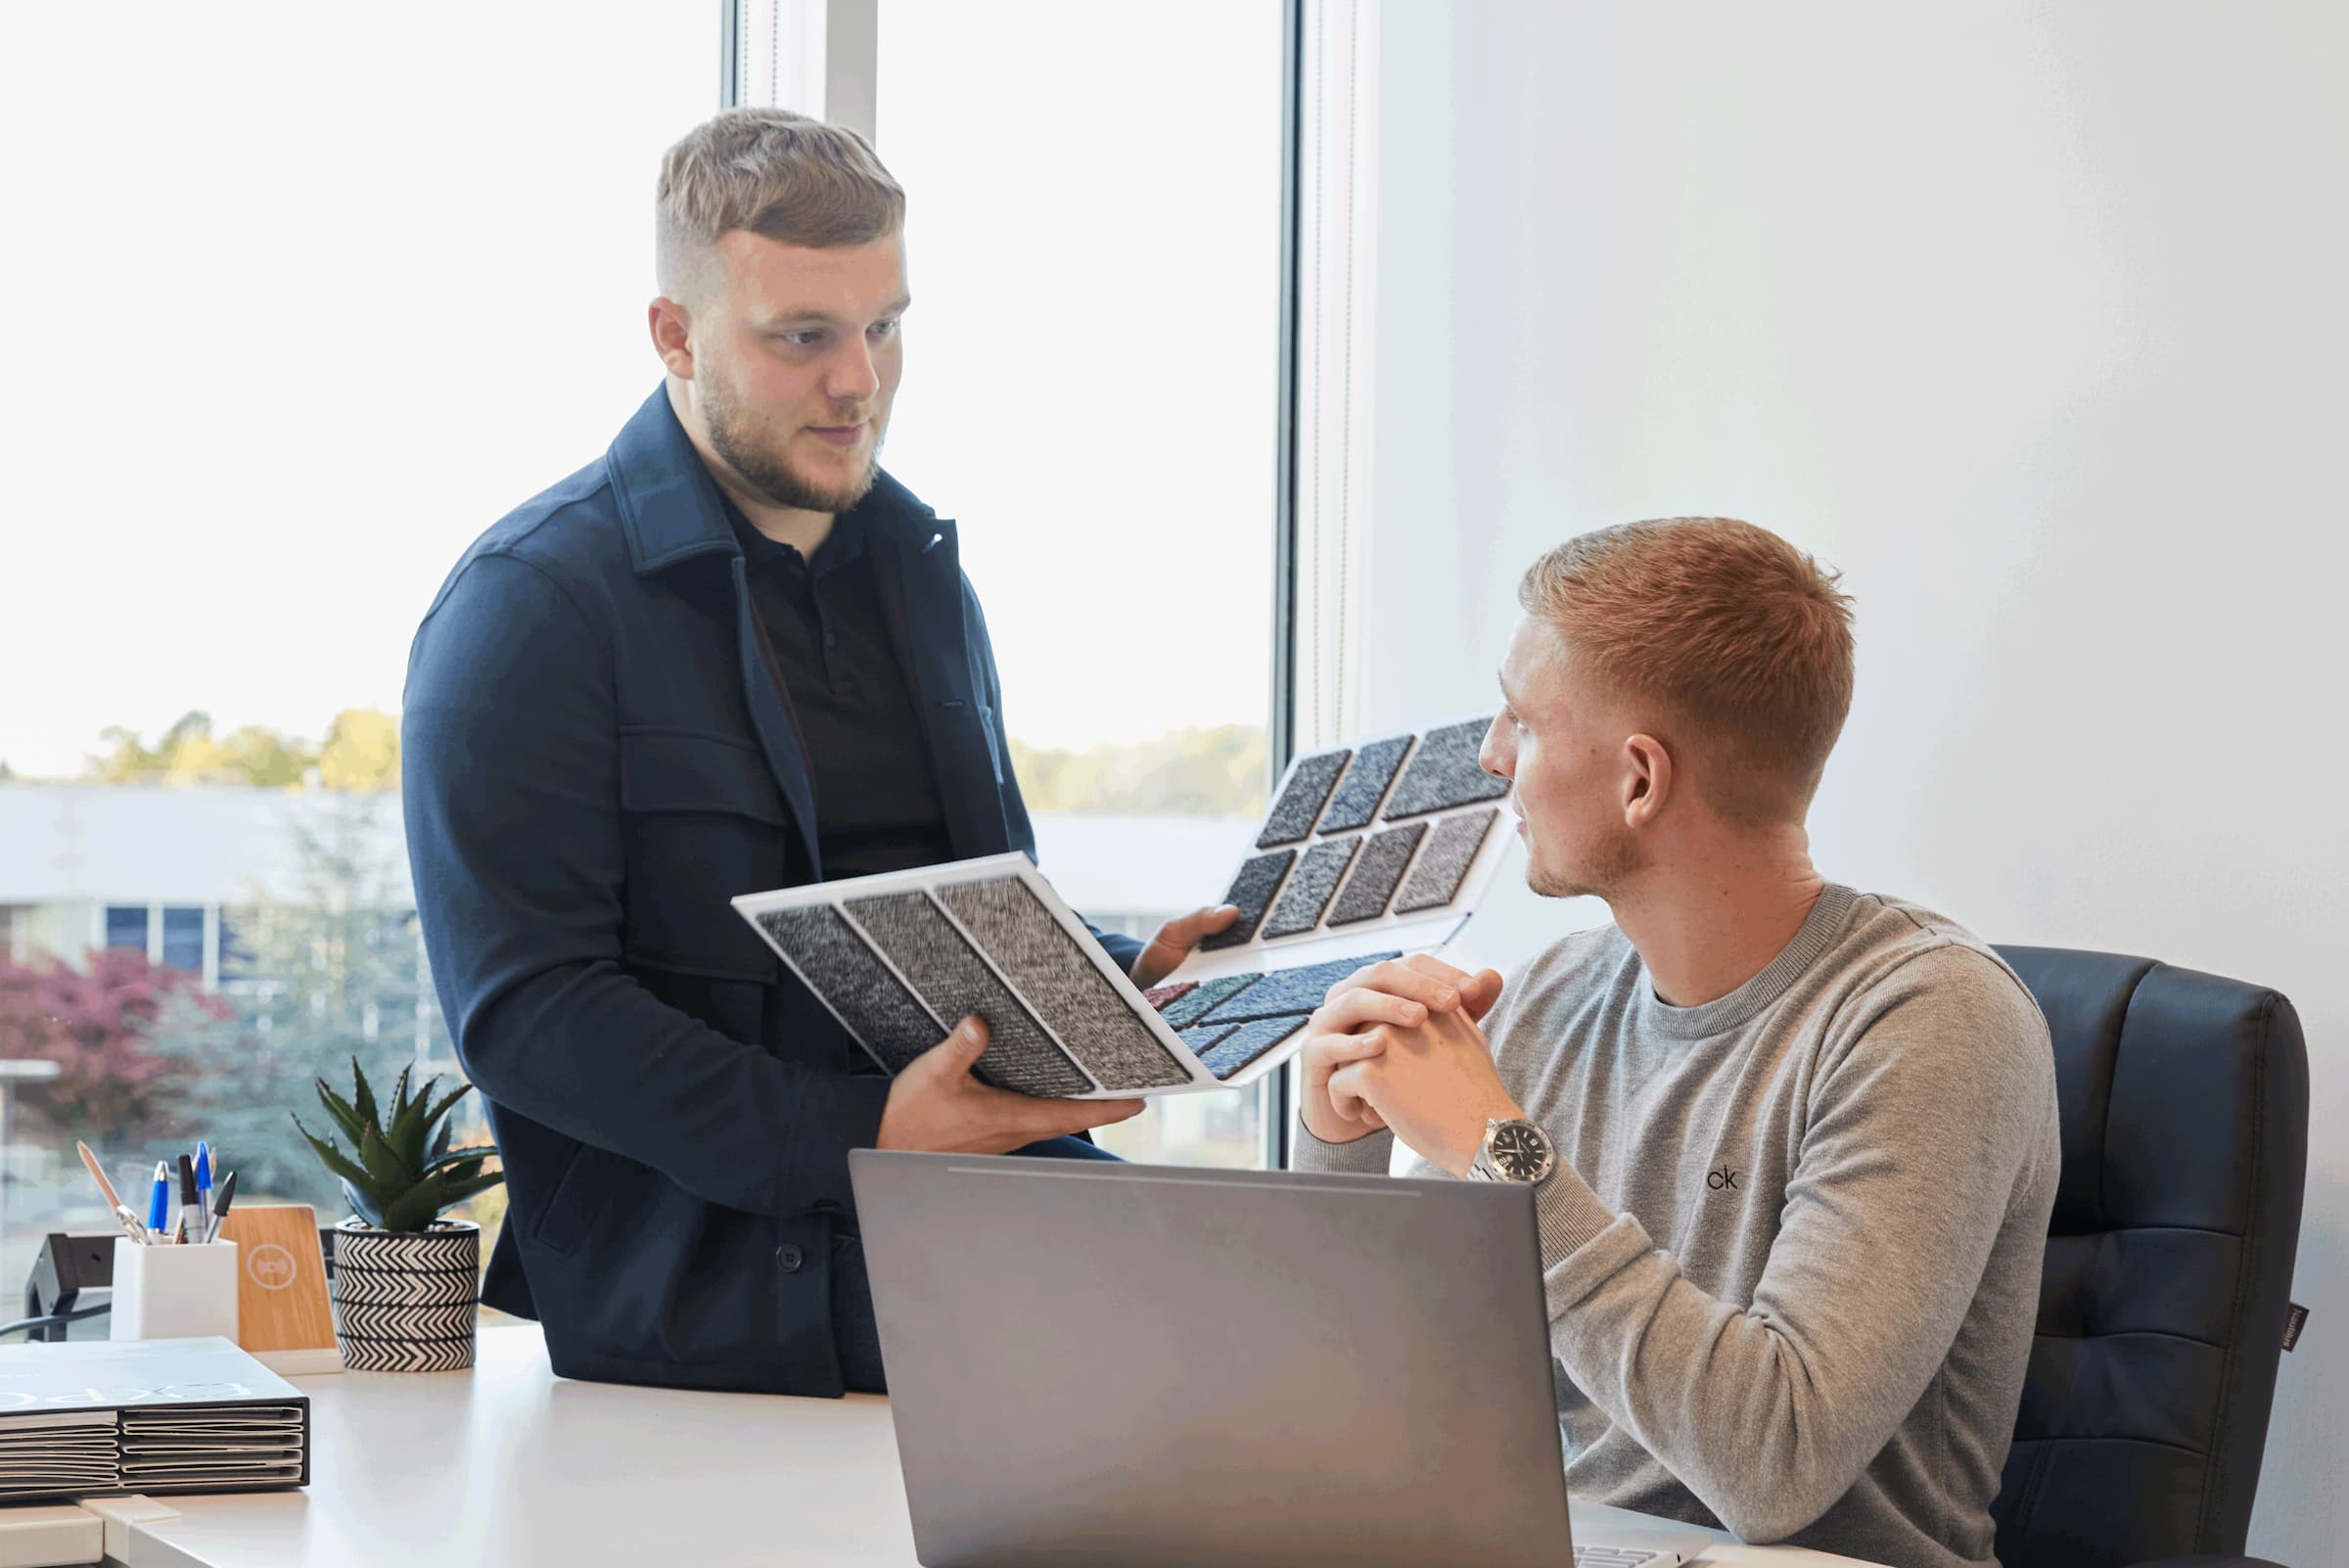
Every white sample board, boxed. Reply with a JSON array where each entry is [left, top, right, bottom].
[[734, 855, 1396, 1098], [1171, 715, 1520, 983]]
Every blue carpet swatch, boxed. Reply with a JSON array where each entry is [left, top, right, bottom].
[[1313, 735, 1414, 833]]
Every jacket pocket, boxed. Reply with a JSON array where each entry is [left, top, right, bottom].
[[529, 1137, 625, 1260], [617, 729, 790, 981]]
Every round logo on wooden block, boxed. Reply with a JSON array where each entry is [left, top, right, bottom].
[[246, 1242, 299, 1292]]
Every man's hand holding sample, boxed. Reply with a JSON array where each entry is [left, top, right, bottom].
[[878, 1016, 1146, 1155]]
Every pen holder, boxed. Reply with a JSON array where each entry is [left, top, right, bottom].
[[111, 1238, 240, 1342]]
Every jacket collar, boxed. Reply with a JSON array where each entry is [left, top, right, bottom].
[[604, 383, 950, 572]]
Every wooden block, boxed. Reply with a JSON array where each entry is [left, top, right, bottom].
[[215, 1205, 342, 1375]]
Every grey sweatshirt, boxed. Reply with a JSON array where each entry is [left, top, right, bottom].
[[1293, 885, 2060, 1568]]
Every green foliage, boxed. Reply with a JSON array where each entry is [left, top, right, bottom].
[[295, 1058, 502, 1232], [79, 707, 399, 790], [1006, 724, 1268, 817]]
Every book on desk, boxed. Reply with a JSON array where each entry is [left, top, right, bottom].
[[0, 1336, 308, 1502]]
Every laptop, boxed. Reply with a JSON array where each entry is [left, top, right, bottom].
[[850, 1150, 1717, 1568]]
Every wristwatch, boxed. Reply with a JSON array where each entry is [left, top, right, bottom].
[[1467, 1117, 1556, 1184]]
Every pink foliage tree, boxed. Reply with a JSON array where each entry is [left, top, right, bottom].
[[0, 947, 228, 1144]]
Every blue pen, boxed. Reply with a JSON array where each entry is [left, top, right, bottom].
[[145, 1161, 171, 1241], [195, 1141, 212, 1211]]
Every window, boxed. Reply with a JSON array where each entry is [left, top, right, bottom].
[[0, 4, 712, 1303], [854, 1, 1290, 1166], [160, 907, 207, 976], [104, 905, 148, 953]]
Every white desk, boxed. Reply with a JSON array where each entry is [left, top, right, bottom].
[[100, 1326, 1885, 1567]]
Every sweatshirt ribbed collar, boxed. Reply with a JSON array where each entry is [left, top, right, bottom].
[[1633, 883, 1860, 1040]]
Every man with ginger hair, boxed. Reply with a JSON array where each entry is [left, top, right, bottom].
[[1294, 518, 2058, 1568], [401, 110, 1227, 1396]]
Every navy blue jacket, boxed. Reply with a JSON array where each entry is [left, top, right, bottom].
[[402, 386, 1140, 1396]]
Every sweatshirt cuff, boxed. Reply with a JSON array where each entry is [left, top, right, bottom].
[[1289, 1121, 1395, 1174], [1533, 1160, 1624, 1266]]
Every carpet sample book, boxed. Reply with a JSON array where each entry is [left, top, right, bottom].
[[1197, 953, 1401, 1025], [1158, 972, 1265, 1029], [843, 893, 1091, 1096], [1199, 850, 1295, 950], [1313, 735, 1414, 833], [936, 876, 1191, 1090], [1393, 808, 1499, 913], [1256, 748, 1352, 849], [1262, 837, 1363, 939], [756, 905, 945, 1074], [1199, 1015, 1313, 1080], [1381, 716, 1509, 819], [1323, 820, 1428, 927]]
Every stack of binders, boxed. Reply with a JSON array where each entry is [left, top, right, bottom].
[[0, 1337, 309, 1501]]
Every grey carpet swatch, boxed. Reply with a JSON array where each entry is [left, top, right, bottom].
[[1158, 972, 1265, 1029], [935, 876, 1191, 1090], [1199, 850, 1295, 950], [1324, 820, 1429, 927], [1381, 716, 1509, 819], [842, 893, 1091, 1096], [1199, 952, 1402, 1025], [1393, 808, 1499, 913], [757, 905, 945, 1075], [1262, 837, 1362, 939], [1200, 1015, 1312, 1080], [1313, 735, 1414, 833], [1178, 1024, 1237, 1055], [1256, 749, 1351, 849]]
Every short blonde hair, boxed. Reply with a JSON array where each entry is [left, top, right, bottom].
[[655, 108, 904, 299], [1518, 518, 1856, 824]]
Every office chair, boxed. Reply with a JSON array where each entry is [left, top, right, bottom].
[[1990, 947, 2307, 1568]]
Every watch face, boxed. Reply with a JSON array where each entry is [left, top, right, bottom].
[[1489, 1122, 1550, 1180]]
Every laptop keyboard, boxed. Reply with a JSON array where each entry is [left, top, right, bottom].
[[1573, 1545, 1674, 1567]]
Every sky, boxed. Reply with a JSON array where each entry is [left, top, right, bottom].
[[0, 1, 1282, 777]]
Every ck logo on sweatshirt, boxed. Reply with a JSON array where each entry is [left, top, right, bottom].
[[1706, 1165, 1741, 1192]]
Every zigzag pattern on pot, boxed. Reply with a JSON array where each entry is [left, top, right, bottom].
[[333, 1301, 478, 1341], [338, 1336, 476, 1373], [335, 1231, 478, 1270], [333, 1270, 478, 1307]]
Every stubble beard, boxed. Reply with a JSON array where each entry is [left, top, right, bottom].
[[704, 370, 885, 515], [1526, 821, 1644, 902]]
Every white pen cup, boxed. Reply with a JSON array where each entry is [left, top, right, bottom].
[[111, 1236, 240, 1342]]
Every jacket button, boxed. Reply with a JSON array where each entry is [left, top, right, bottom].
[[775, 1244, 806, 1273]]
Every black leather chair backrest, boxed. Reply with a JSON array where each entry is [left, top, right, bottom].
[[1990, 946, 2308, 1568]]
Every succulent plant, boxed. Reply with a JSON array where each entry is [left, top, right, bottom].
[[294, 1058, 504, 1232]]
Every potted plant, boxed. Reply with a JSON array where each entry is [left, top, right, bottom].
[[294, 1060, 503, 1372]]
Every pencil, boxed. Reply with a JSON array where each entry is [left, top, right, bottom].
[[75, 1141, 124, 1213]]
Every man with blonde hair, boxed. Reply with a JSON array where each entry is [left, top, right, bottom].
[[1294, 518, 2059, 1568], [402, 110, 1227, 1397]]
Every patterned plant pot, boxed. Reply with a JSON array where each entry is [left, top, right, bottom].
[[331, 1218, 480, 1372]]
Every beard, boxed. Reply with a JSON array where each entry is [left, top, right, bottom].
[[703, 370, 885, 514], [1526, 819, 1644, 901]]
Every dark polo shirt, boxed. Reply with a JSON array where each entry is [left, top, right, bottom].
[[722, 494, 954, 880]]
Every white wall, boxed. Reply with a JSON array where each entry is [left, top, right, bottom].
[[1359, 4, 2346, 1560]]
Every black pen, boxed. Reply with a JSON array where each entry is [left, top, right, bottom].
[[207, 1170, 239, 1245], [176, 1154, 202, 1246]]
